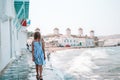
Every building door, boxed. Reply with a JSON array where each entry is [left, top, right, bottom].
[[79, 42, 82, 46]]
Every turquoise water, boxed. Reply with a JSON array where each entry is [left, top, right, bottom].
[[50, 46, 120, 80], [0, 46, 120, 80]]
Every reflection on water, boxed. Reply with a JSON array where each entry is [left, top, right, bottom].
[[50, 46, 120, 80]]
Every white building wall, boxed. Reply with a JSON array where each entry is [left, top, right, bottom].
[[11, 21, 15, 58], [11, 21, 19, 58], [77, 38, 86, 47], [0, 0, 5, 71], [85, 38, 95, 47], [58, 37, 86, 47], [104, 39, 120, 46], [0, 19, 2, 71], [0, 0, 24, 72], [0, 19, 11, 72], [18, 28, 27, 50], [0, 0, 10, 71], [47, 36, 95, 48], [0, 0, 6, 21]]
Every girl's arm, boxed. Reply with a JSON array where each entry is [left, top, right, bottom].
[[32, 41, 34, 61], [42, 39, 46, 60]]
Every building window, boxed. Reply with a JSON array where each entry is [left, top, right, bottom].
[[67, 39, 69, 43], [64, 40, 66, 43], [74, 40, 75, 42], [74, 44, 75, 46], [64, 39, 69, 43]]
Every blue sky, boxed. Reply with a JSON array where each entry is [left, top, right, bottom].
[[28, 0, 120, 36]]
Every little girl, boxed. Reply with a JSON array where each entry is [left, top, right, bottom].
[[32, 32, 46, 80]]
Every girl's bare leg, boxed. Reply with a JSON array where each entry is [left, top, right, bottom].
[[36, 65, 39, 76], [39, 65, 43, 79]]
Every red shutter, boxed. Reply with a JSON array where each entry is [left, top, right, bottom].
[[21, 19, 27, 26]]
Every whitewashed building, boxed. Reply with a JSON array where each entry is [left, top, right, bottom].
[[44, 28, 95, 48], [57, 36, 94, 47], [0, 0, 30, 73]]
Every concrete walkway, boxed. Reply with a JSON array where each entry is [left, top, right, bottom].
[[0, 50, 64, 80]]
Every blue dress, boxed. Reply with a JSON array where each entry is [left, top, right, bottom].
[[33, 41, 45, 65]]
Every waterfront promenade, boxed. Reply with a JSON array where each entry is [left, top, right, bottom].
[[0, 50, 63, 80]]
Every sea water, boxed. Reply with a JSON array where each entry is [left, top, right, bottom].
[[50, 46, 120, 80], [0, 46, 120, 80]]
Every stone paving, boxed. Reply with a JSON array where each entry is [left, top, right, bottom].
[[0, 50, 64, 80]]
